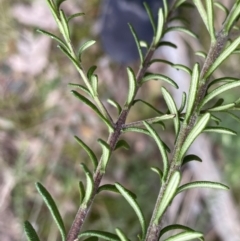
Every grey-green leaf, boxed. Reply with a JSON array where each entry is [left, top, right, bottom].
[[164, 26, 198, 38], [155, 8, 164, 45], [36, 183, 66, 241], [143, 2, 156, 35], [107, 99, 122, 115], [74, 136, 98, 170], [132, 99, 163, 115], [68, 12, 85, 23], [79, 181, 85, 204], [78, 40, 96, 61], [68, 83, 91, 96], [141, 74, 178, 88], [24, 221, 41, 241], [98, 139, 111, 173], [161, 87, 179, 135], [143, 122, 169, 180], [115, 183, 146, 239], [203, 126, 237, 135], [114, 140, 130, 151], [79, 230, 120, 241], [177, 181, 229, 194], [164, 231, 203, 241], [126, 67, 137, 106], [159, 224, 194, 238], [182, 154, 202, 166], [115, 228, 130, 241], [179, 113, 210, 163]]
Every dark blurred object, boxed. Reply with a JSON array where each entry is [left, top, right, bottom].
[[99, 0, 163, 63]]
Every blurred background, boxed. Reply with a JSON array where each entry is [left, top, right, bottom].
[[1, 0, 240, 240]]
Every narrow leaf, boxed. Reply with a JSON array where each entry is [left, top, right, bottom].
[[78, 40, 96, 61], [79, 231, 120, 241], [37, 29, 67, 48], [226, 111, 240, 124], [155, 171, 181, 222], [157, 41, 177, 49], [182, 154, 202, 166], [114, 140, 130, 151], [141, 74, 178, 89], [83, 237, 98, 241], [108, 99, 122, 115], [59, 10, 70, 39], [87, 65, 97, 79], [199, 81, 240, 109], [155, 8, 164, 45], [224, 4, 240, 32], [55, 0, 66, 10], [71, 90, 113, 131], [164, 26, 198, 38], [68, 12, 85, 23], [98, 139, 111, 173], [90, 74, 98, 96], [204, 36, 240, 79], [164, 231, 203, 241], [132, 99, 163, 115], [81, 163, 94, 205], [97, 184, 137, 199], [143, 122, 169, 180], [195, 51, 207, 58], [79, 181, 85, 204], [203, 126, 237, 135], [185, 63, 200, 121], [115, 228, 130, 241], [214, 2, 229, 16], [24, 221, 41, 241], [74, 136, 98, 170], [128, 24, 143, 64], [207, 77, 238, 89], [126, 67, 137, 106], [36, 183, 66, 241], [179, 113, 211, 162], [115, 183, 146, 239], [177, 181, 229, 194], [151, 167, 163, 182], [172, 64, 192, 75], [179, 92, 187, 113], [193, 0, 208, 31], [206, 0, 216, 42], [208, 103, 235, 112], [162, 87, 179, 135], [159, 224, 194, 238], [143, 2, 156, 34], [68, 83, 91, 96]]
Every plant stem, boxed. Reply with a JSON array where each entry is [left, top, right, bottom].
[[144, 23, 231, 241], [66, 46, 156, 241]]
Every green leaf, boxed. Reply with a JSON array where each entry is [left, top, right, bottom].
[[173, 0, 187, 9], [68, 83, 91, 96], [185, 63, 200, 121], [71, 90, 113, 131], [97, 184, 137, 199], [164, 26, 198, 38], [164, 231, 204, 241], [78, 40, 96, 61], [59, 10, 70, 39], [36, 29, 67, 48], [36, 183, 66, 241], [87, 65, 97, 79], [226, 111, 240, 123], [81, 163, 94, 205], [182, 154, 202, 166], [210, 114, 222, 125], [128, 24, 143, 64], [155, 171, 181, 222], [55, 0, 66, 10], [177, 181, 229, 194], [143, 2, 156, 35], [203, 126, 237, 135], [68, 12, 85, 23], [224, 3, 240, 32], [132, 99, 163, 115], [161, 87, 179, 135], [214, 2, 229, 17], [114, 140, 130, 151], [207, 77, 238, 89], [193, 0, 208, 31], [107, 99, 122, 115], [24, 221, 41, 241], [206, 0, 215, 42], [79, 181, 85, 204], [172, 64, 192, 75], [115, 228, 130, 241], [159, 224, 194, 238], [98, 139, 111, 173], [83, 237, 98, 241], [74, 136, 98, 170], [149, 59, 173, 67], [195, 51, 207, 58], [178, 92, 187, 113], [90, 74, 98, 96], [126, 67, 137, 106], [151, 167, 163, 182], [208, 103, 235, 112], [141, 74, 178, 89], [79, 231, 120, 241], [139, 40, 149, 48], [163, 0, 168, 19], [199, 81, 240, 109], [115, 183, 146, 239], [155, 8, 164, 45], [204, 36, 240, 79], [179, 113, 211, 163], [157, 41, 177, 49], [143, 122, 169, 180]]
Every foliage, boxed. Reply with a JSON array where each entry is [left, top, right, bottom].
[[23, 0, 240, 241]]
